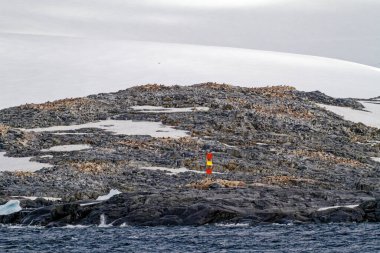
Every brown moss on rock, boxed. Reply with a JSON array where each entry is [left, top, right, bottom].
[[71, 161, 125, 174], [289, 149, 363, 167], [0, 124, 10, 136], [13, 171, 35, 177], [261, 176, 331, 188], [186, 178, 246, 190], [21, 98, 96, 111]]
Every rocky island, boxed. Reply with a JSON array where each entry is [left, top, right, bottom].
[[0, 83, 379, 226]]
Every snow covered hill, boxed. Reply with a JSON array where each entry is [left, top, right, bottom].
[[1, 0, 379, 67], [0, 33, 379, 109]]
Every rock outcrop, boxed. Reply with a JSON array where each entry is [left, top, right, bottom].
[[0, 83, 379, 226]]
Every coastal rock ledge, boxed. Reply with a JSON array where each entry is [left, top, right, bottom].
[[1, 190, 380, 227]]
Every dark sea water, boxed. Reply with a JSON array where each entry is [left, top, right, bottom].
[[0, 223, 379, 253]]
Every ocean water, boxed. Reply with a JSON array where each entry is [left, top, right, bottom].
[[0, 223, 379, 252]]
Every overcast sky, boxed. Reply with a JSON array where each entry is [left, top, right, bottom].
[[1, 0, 379, 67]]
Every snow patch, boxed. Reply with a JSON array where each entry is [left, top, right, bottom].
[[96, 189, 122, 201], [140, 166, 204, 175], [371, 157, 380, 163], [23, 120, 189, 139], [40, 155, 53, 158], [140, 166, 224, 175], [0, 152, 53, 172], [317, 204, 359, 212], [0, 200, 22, 215], [131, 106, 209, 113], [317, 102, 380, 129], [42, 144, 91, 152]]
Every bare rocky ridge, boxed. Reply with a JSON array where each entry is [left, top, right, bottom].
[[0, 83, 379, 226]]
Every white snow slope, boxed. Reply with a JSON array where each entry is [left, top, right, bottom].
[[0, 0, 379, 109], [1, 0, 379, 67], [0, 33, 379, 109]]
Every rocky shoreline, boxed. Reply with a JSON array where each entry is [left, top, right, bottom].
[[0, 83, 379, 226]]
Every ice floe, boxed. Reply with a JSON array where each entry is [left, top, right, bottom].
[[131, 106, 209, 113], [0, 152, 53, 172], [23, 120, 189, 138], [317, 204, 359, 212], [0, 200, 22, 215], [42, 144, 91, 152]]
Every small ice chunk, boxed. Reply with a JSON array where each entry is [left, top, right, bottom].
[[0, 200, 22, 215], [96, 189, 122, 201]]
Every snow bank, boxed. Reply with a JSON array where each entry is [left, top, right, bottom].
[[96, 189, 122, 201], [0, 200, 22, 215], [317, 102, 380, 129], [0, 152, 53, 172], [23, 120, 189, 138]]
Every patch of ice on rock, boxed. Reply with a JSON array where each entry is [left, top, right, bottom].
[[96, 189, 122, 201], [0, 200, 22, 215], [317, 204, 359, 212]]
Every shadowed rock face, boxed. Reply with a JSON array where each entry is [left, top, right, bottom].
[[0, 83, 379, 226], [1, 190, 379, 227]]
